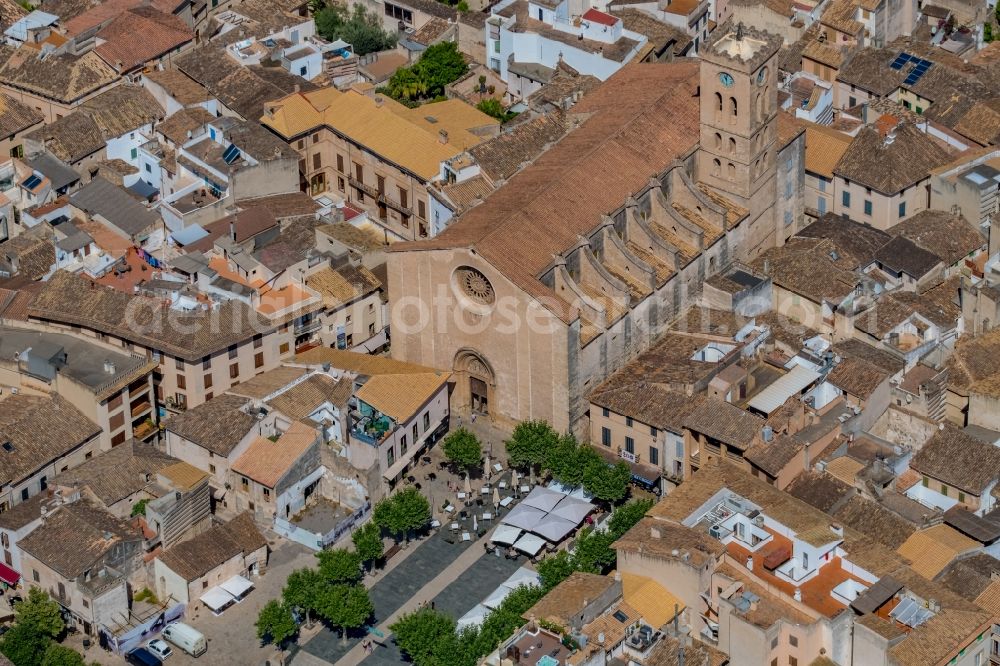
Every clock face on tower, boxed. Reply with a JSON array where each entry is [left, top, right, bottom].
[[719, 72, 734, 88]]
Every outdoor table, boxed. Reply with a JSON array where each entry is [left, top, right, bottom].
[[430, 519, 441, 528], [520, 485, 530, 493], [498, 481, 507, 489], [445, 505, 455, 513], [483, 512, 493, 520], [481, 487, 490, 495], [493, 463, 503, 472], [451, 522, 459, 531], [462, 532, 472, 541], [499, 496, 514, 507], [458, 492, 467, 499]]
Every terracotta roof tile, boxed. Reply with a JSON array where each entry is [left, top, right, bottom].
[[524, 572, 615, 626], [156, 512, 265, 581], [19, 500, 141, 578], [29, 270, 275, 361], [231, 422, 316, 489], [0, 393, 101, 487], [467, 111, 569, 183], [802, 122, 853, 179], [683, 398, 763, 451], [889, 210, 985, 266], [831, 495, 917, 550], [164, 393, 257, 456], [910, 424, 1000, 495], [834, 123, 952, 195], [394, 63, 701, 324], [0, 47, 117, 105], [94, 7, 192, 73], [266, 374, 353, 421], [0, 91, 40, 139]]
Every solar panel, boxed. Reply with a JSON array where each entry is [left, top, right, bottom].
[[21, 174, 41, 190], [889, 597, 934, 628], [222, 143, 241, 165], [890, 54, 909, 70]]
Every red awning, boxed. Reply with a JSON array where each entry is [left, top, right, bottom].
[[0, 562, 20, 586], [762, 545, 792, 571]]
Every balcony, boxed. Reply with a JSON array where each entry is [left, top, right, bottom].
[[133, 419, 157, 440], [130, 399, 152, 418], [379, 193, 412, 217], [294, 319, 322, 336], [348, 175, 378, 199]]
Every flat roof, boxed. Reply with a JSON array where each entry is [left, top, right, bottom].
[[0, 325, 149, 391]]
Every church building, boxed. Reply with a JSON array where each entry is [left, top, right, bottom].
[[386, 23, 804, 436]]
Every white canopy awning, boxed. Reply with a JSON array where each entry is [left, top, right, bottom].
[[547, 481, 593, 501], [482, 584, 514, 609], [512, 533, 547, 556], [200, 587, 235, 612], [522, 486, 563, 512], [549, 496, 593, 523], [491, 524, 523, 545], [531, 513, 578, 542], [220, 575, 253, 599], [457, 604, 491, 630], [504, 566, 541, 590], [500, 503, 546, 531]]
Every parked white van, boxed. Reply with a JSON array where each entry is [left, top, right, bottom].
[[162, 622, 207, 657]]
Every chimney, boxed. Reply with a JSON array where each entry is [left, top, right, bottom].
[[374, 95, 384, 108], [793, 588, 802, 602], [747, 555, 754, 571], [830, 523, 843, 537], [230, 220, 236, 241], [293, 83, 300, 94], [438, 129, 449, 144]]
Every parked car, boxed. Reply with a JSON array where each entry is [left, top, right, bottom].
[[146, 638, 172, 659], [161, 622, 206, 657], [125, 647, 163, 666]]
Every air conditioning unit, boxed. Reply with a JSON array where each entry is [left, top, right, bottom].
[[709, 524, 723, 539], [753, 515, 764, 527]]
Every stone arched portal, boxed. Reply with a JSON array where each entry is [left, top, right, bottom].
[[453, 348, 496, 419]]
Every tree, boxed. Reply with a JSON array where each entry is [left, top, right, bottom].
[[316, 584, 373, 644], [40, 643, 88, 666], [608, 498, 654, 538], [441, 428, 481, 472], [15, 588, 64, 640], [383, 42, 468, 104], [256, 600, 297, 647], [316, 548, 363, 585], [130, 499, 149, 517], [283, 567, 325, 624], [571, 527, 616, 573], [352, 522, 384, 568], [374, 487, 430, 540], [414, 42, 467, 97], [390, 607, 457, 664], [536, 550, 575, 591], [505, 420, 558, 470], [583, 460, 631, 504], [314, 5, 396, 56], [0, 622, 49, 666], [475, 98, 514, 123], [545, 434, 588, 487]]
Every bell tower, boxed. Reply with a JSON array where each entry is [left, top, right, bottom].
[[697, 22, 783, 259]]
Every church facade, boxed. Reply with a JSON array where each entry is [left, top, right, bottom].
[[387, 24, 804, 436]]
